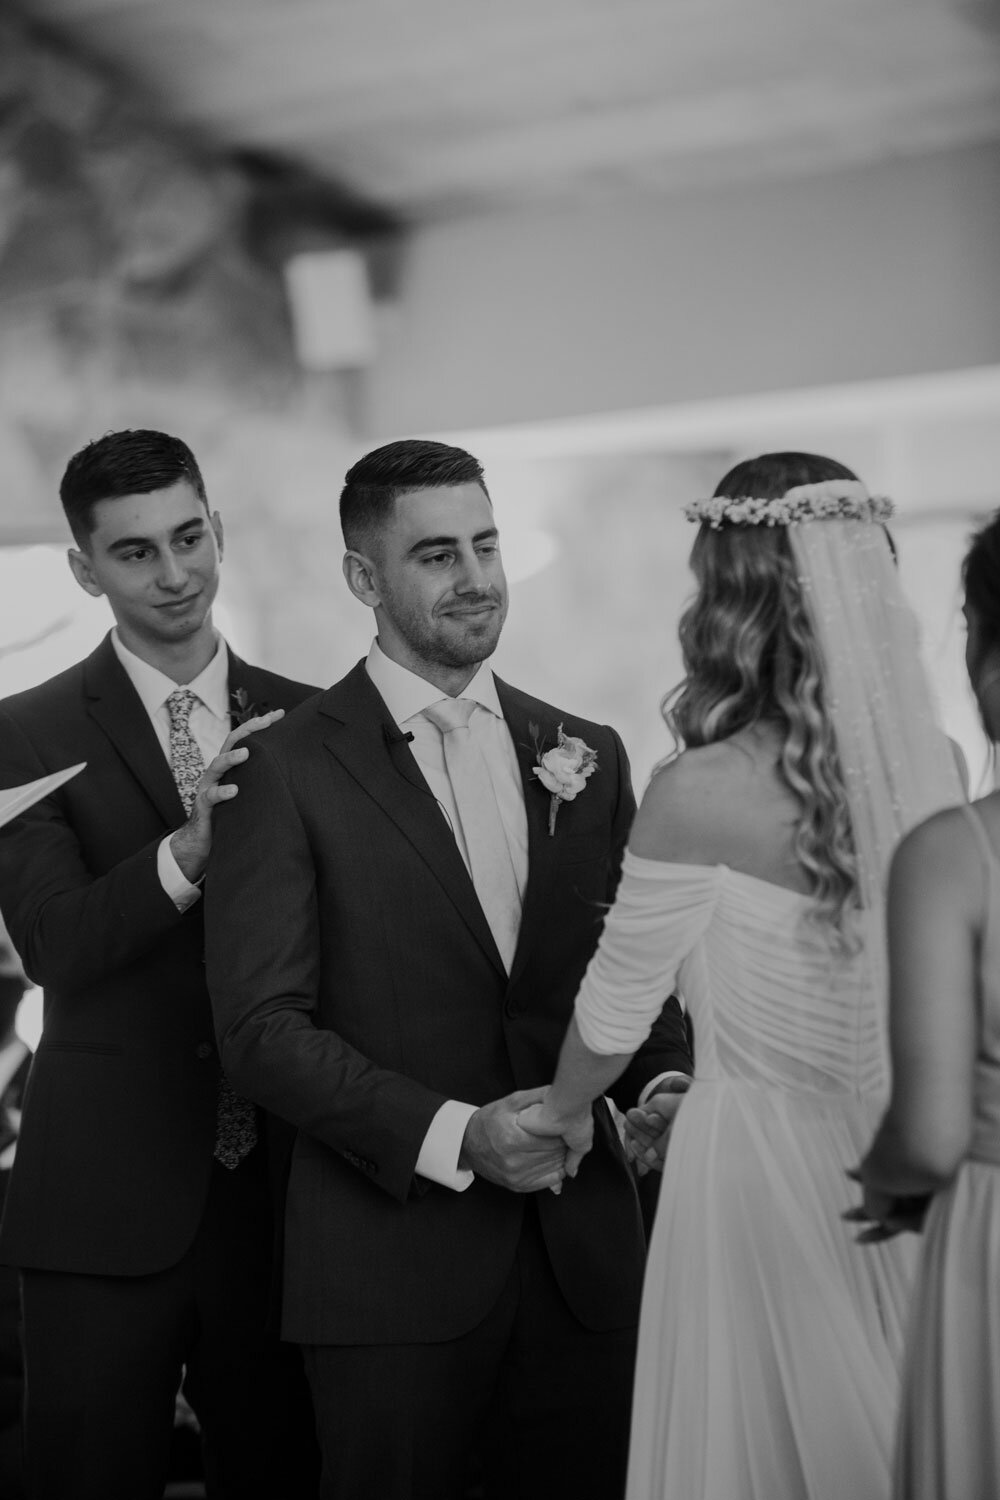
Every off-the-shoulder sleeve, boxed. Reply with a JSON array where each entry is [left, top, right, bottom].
[[575, 853, 720, 1055]]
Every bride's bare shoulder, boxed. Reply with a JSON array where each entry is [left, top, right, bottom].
[[630, 742, 754, 861], [648, 741, 746, 789]]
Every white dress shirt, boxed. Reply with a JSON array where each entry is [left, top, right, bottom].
[[366, 639, 529, 900], [366, 639, 534, 1191], [111, 630, 230, 911]]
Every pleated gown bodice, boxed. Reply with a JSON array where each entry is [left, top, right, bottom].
[[577, 854, 889, 1101]]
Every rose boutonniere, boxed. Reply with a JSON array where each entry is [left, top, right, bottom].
[[530, 722, 598, 835], [229, 687, 268, 727]]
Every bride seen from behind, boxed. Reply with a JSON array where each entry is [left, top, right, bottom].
[[520, 451, 964, 1500]]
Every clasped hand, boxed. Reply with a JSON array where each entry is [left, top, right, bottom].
[[459, 1088, 576, 1194], [843, 1166, 930, 1243], [508, 1075, 693, 1186], [517, 1096, 594, 1182], [621, 1076, 691, 1175]]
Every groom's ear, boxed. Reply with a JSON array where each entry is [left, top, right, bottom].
[[343, 549, 381, 608]]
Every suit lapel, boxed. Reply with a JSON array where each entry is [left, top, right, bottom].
[[318, 664, 506, 977], [495, 679, 564, 986], [226, 651, 274, 726], [83, 635, 185, 828]]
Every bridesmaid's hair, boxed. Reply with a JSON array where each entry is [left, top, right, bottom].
[[963, 513, 1000, 773], [963, 511, 1000, 681], [663, 452, 860, 936]]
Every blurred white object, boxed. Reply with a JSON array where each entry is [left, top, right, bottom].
[[15, 988, 42, 1051], [283, 248, 376, 370], [0, 764, 85, 830]]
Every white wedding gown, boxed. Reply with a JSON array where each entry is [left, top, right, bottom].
[[576, 855, 918, 1500]]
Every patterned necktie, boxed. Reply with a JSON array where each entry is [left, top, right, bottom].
[[166, 689, 258, 1171], [423, 698, 521, 971]]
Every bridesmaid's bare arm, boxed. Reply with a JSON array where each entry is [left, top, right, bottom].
[[861, 808, 980, 1197]]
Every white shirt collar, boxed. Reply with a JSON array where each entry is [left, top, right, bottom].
[[365, 638, 504, 727], [111, 630, 230, 720]]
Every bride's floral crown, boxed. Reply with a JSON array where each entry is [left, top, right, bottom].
[[683, 480, 895, 530]]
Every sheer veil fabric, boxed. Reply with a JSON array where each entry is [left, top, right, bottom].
[[789, 518, 965, 1044]]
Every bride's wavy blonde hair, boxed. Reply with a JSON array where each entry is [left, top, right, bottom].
[[663, 452, 861, 937]]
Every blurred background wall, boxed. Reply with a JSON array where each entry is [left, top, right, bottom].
[[1, 0, 999, 833]]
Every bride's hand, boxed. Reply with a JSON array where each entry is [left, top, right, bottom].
[[518, 1101, 594, 1178]]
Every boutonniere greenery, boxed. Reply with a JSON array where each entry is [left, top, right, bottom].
[[229, 687, 267, 727], [529, 721, 599, 835]]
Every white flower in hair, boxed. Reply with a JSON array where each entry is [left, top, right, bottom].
[[684, 481, 894, 530]]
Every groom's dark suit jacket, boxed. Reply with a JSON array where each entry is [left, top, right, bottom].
[[0, 633, 317, 1274], [206, 661, 693, 1345]]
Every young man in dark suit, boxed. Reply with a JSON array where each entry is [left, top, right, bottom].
[[206, 438, 693, 1500], [0, 430, 319, 1500]]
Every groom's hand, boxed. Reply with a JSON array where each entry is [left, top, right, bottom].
[[623, 1076, 691, 1175], [170, 711, 285, 884], [459, 1088, 568, 1193]]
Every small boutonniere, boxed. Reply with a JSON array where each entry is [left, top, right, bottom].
[[229, 687, 267, 727], [530, 721, 598, 835]]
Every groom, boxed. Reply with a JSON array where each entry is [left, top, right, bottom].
[[205, 439, 693, 1500]]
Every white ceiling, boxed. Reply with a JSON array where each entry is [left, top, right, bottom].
[[13, 0, 1000, 220]]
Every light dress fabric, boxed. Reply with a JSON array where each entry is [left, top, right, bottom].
[[892, 805, 1000, 1500], [575, 853, 919, 1500]]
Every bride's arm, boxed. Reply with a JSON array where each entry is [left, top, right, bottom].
[[519, 756, 718, 1168], [516, 1018, 629, 1175]]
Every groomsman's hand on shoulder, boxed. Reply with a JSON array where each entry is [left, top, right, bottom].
[[170, 710, 285, 883]]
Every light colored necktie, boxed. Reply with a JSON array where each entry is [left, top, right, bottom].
[[423, 698, 521, 971], [166, 689, 258, 1171]]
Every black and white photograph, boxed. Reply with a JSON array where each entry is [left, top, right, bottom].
[[0, 3, 998, 1497]]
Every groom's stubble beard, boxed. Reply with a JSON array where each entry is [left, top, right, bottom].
[[382, 580, 508, 672]]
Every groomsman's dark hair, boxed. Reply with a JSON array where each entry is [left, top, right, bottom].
[[60, 429, 209, 546], [339, 438, 488, 554]]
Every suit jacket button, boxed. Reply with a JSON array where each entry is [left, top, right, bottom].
[[195, 1043, 213, 1060]]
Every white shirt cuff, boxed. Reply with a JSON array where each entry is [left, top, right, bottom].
[[415, 1099, 479, 1191], [638, 1070, 691, 1107], [157, 835, 203, 912]]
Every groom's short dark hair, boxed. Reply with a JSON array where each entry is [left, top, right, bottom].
[[339, 439, 488, 554]]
